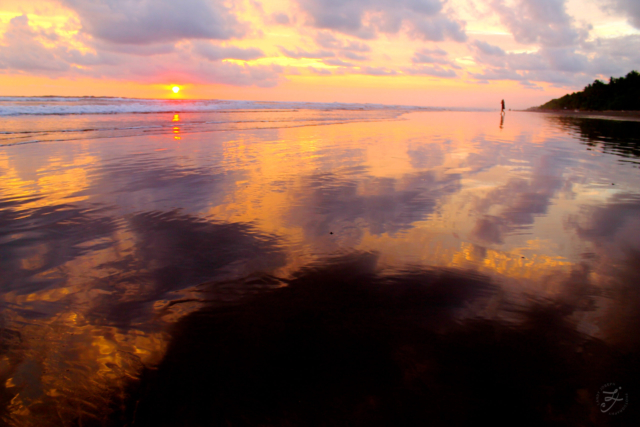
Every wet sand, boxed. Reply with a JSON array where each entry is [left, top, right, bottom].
[[1, 111, 639, 426], [525, 109, 640, 121], [122, 253, 640, 427]]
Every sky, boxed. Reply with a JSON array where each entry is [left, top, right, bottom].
[[0, 0, 639, 108]]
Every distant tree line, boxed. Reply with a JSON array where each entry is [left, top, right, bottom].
[[536, 70, 640, 111]]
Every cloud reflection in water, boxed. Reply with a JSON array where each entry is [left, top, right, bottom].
[[0, 111, 639, 425]]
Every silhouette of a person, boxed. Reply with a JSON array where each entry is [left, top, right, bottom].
[[501, 99, 505, 114]]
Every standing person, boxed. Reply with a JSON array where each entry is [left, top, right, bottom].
[[501, 99, 505, 114]]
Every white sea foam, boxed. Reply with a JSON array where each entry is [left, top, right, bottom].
[[0, 97, 489, 148], [0, 97, 443, 117]]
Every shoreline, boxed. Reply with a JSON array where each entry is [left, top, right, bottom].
[[521, 109, 640, 121]]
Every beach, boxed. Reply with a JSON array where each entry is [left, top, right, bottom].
[[1, 103, 639, 425], [525, 108, 640, 121]]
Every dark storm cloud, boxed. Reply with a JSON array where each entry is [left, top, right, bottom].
[[295, 0, 466, 41], [193, 42, 265, 61], [61, 0, 246, 45]]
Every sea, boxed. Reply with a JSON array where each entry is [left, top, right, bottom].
[[0, 97, 639, 426]]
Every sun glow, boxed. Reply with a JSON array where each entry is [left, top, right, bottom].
[[172, 86, 180, 94]]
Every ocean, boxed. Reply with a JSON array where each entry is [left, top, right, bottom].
[[0, 97, 443, 147], [0, 98, 638, 425]]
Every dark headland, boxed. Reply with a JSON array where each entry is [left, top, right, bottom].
[[526, 70, 640, 119]]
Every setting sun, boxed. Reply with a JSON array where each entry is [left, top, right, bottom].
[[172, 86, 180, 94]]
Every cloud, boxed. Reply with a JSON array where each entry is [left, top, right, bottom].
[[566, 193, 640, 274], [280, 46, 335, 59], [61, 0, 246, 45], [490, 0, 587, 47], [287, 170, 461, 237], [89, 40, 177, 56], [342, 51, 369, 61], [403, 65, 457, 77], [0, 15, 70, 73], [519, 80, 543, 90], [0, 12, 283, 88], [602, 0, 640, 29], [469, 67, 525, 81], [407, 141, 446, 169], [193, 42, 265, 61], [472, 40, 505, 57], [583, 35, 640, 76], [312, 31, 372, 61], [359, 66, 398, 75], [85, 56, 284, 87], [468, 33, 630, 88], [272, 13, 291, 25], [505, 51, 547, 71], [412, 47, 452, 64], [308, 67, 332, 75], [469, 150, 566, 244], [188, 62, 284, 87], [315, 31, 370, 52], [468, 34, 639, 88], [323, 58, 355, 67], [409, 15, 467, 42], [467, 0, 640, 89], [543, 47, 588, 72], [295, 0, 466, 41]]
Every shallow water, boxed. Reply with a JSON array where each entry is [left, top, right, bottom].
[[0, 110, 639, 425]]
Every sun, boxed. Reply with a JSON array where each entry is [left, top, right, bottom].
[[172, 86, 180, 94]]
